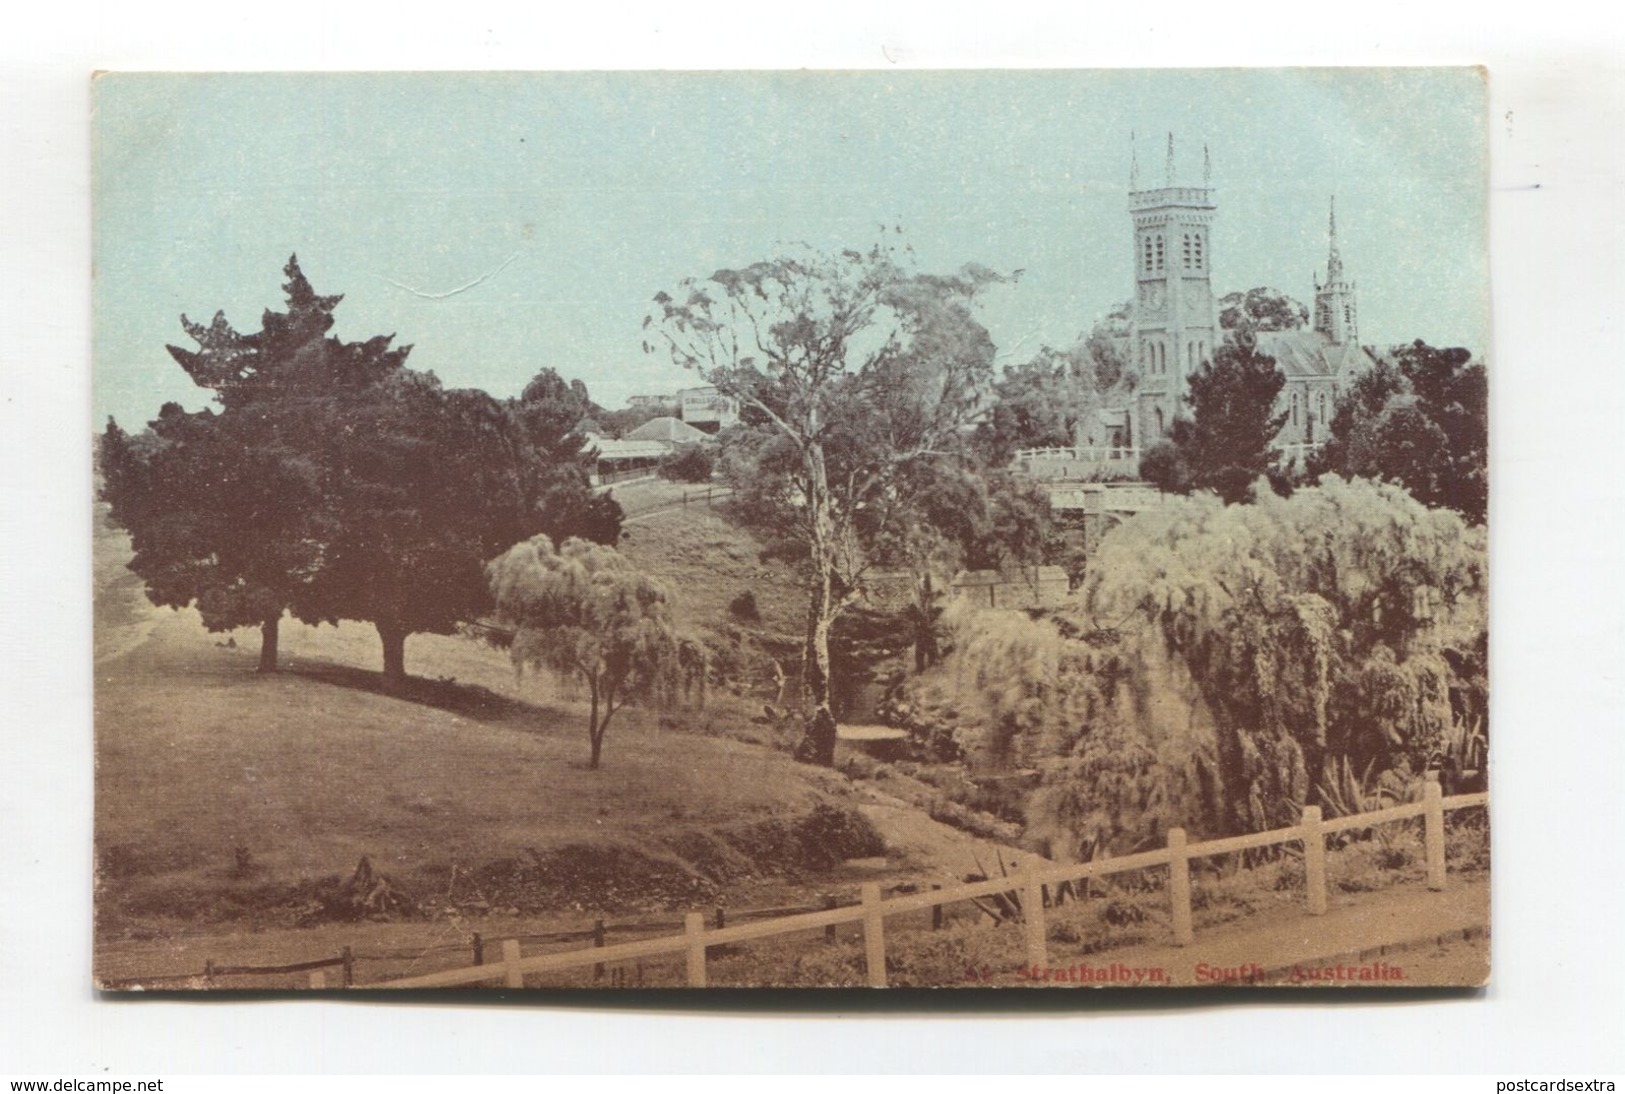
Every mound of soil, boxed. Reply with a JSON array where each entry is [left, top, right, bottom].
[[463, 844, 718, 915]]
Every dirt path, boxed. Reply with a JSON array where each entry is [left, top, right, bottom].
[[1025, 876, 1490, 988]]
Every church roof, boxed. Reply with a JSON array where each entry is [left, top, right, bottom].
[[1254, 330, 1372, 380], [625, 416, 711, 443]]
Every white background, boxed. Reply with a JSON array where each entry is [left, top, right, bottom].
[[3, 0, 1623, 1075]]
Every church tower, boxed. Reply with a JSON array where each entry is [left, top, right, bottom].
[[1128, 134, 1219, 445], [1313, 196, 1358, 345]]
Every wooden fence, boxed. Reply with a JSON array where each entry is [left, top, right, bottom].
[[380, 777, 1488, 989]]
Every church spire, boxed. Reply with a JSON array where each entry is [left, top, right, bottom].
[[1165, 132, 1176, 186], [1203, 143, 1212, 188], [1130, 130, 1139, 190], [1326, 195, 1344, 283]]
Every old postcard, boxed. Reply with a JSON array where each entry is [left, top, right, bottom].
[[92, 69, 1488, 990]]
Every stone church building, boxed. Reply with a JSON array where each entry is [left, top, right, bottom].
[[1113, 135, 1377, 462]]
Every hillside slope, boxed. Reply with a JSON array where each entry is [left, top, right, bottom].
[[93, 506, 1027, 953]]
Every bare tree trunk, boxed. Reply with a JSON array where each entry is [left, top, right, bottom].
[[377, 620, 407, 686], [587, 678, 603, 770], [795, 442, 840, 766], [257, 613, 281, 674]]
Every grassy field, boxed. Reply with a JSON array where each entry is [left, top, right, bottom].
[[92, 502, 1488, 989], [92, 503, 1038, 987]]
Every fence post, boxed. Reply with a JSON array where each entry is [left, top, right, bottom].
[[1302, 806, 1328, 916], [861, 883, 887, 988], [341, 946, 354, 988], [1022, 871, 1048, 972], [501, 938, 524, 989], [203, 959, 214, 987], [684, 912, 708, 987], [593, 918, 606, 981], [472, 932, 484, 966], [824, 894, 837, 944], [1168, 827, 1194, 946], [308, 969, 327, 989], [1424, 774, 1447, 891], [931, 884, 943, 930], [715, 906, 726, 930]]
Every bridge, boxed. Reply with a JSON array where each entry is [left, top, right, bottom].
[[1038, 480, 1167, 516]]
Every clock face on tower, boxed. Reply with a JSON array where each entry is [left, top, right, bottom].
[[1144, 285, 1165, 314], [1184, 292, 1206, 316]]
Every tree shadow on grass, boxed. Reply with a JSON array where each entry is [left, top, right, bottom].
[[286, 660, 543, 726]]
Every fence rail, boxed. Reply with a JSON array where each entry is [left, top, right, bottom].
[[1016, 446, 1142, 463], [380, 778, 1487, 989]]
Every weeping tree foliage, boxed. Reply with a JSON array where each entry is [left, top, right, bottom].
[[487, 537, 680, 770], [903, 476, 1486, 858], [645, 238, 1006, 765], [1072, 475, 1486, 837]]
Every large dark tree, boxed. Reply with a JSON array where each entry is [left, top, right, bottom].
[[647, 240, 1005, 764], [1309, 341, 1487, 525], [100, 257, 621, 683], [99, 256, 396, 671], [510, 369, 626, 548], [1140, 335, 1288, 504]]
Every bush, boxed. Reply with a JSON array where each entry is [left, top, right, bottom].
[[728, 590, 761, 622], [658, 445, 716, 483]]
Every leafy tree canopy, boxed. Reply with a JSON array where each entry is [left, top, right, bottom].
[[1218, 287, 1309, 334], [903, 477, 1486, 856], [488, 536, 681, 769], [646, 237, 1007, 764], [101, 258, 622, 682], [1140, 336, 1288, 504], [1310, 341, 1487, 524]]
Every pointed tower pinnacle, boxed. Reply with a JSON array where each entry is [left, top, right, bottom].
[[1203, 144, 1212, 188], [1165, 132, 1176, 186], [1130, 130, 1140, 190], [1326, 195, 1344, 283]]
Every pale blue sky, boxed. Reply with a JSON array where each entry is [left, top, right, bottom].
[[93, 69, 1486, 427]]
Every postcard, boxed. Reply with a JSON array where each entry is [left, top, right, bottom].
[[93, 69, 1488, 989]]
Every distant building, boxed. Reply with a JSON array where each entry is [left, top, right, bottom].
[[626, 393, 677, 410], [624, 415, 713, 445], [677, 386, 739, 433], [1122, 134, 1377, 462], [580, 434, 669, 485]]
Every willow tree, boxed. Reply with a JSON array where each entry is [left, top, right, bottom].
[[1073, 475, 1486, 835], [645, 240, 1005, 765], [487, 537, 680, 769]]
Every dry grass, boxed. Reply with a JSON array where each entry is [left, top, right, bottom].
[[617, 506, 804, 641]]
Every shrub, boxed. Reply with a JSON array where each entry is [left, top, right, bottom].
[[658, 445, 716, 483]]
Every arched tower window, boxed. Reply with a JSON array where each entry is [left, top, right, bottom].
[[1154, 235, 1165, 273], [1182, 233, 1193, 270], [1291, 392, 1300, 427], [1155, 406, 1165, 436], [1318, 391, 1328, 427], [1194, 233, 1204, 270], [1142, 236, 1154, 274]]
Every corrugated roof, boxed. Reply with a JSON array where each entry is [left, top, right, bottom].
[[586, 436, 670, 460], [625, 416, 711, 443]]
